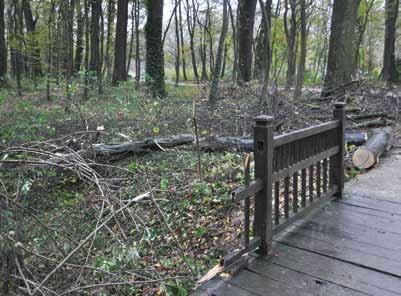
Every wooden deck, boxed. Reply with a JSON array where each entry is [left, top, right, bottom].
[[194, 175, 401, 295]]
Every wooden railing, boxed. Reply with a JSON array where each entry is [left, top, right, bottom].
[[224, 102, 345, 266]]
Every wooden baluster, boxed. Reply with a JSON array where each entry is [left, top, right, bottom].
[[293, 171, 299, 213], [254, 115, 274, 256], [244, 154, 251, 249], [309, 165, 314, 202], [284, 176, 290, 219], [323, 158, 328, 193], [274, 181, 280, 225], [301, 168, 307, 207], [316, 160, 321, 198]]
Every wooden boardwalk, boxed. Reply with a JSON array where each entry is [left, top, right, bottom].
[[194, 152, 401, 295]]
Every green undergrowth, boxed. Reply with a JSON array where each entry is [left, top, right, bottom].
[[0, 79, 199, 146]]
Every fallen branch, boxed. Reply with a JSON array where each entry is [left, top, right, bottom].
[[30, 192, 150, 296]]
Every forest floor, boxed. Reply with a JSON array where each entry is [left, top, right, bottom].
[[0, 79, 400, 295]]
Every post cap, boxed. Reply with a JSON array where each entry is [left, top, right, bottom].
[[254, 115, 274, 126], [334, 102, 346, 109]]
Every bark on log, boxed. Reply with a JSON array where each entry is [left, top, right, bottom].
[[352, 127, 393, 169], [345, 132, 367, 146], [92, 134, 195, 155], [200, 136, 253, 152], [354, 118, 388, 129]]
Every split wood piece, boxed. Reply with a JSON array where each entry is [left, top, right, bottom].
[[352, 127, 393, 169]]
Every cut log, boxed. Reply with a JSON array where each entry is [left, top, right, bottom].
[[352, 127, 393, 169]]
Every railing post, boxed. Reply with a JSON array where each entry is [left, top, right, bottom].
[[253, 115, 274, 256], [332, 102, 345, 198]]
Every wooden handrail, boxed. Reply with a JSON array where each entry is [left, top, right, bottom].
[[231, 179, 263, 202], [274, 120, 340, 148]]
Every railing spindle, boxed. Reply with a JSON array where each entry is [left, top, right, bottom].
[[274, 181, 280, 225], [284, 176, 290, 219], [309, 165, 314, 202], [301, 168, 307, 207], [316, 161, 321, 198], [244, 154, 251, 249], [293, 172, 298, 213], [323, 158, 328, 193]]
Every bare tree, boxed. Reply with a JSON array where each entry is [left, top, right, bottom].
[[382, 0, 399, 82], [323, 0, 361, 96], [145, 0, 166, 97], [284, 0, 297, 90], [237, 0, 257, 83], [294, 0, 307, 98], [209, 0, 229, 103], [112, 0, 129, 85], [0, 0, 6, 84]]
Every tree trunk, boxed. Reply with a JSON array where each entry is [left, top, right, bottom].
[[221, 43, 228, 79], [46, 1, 55, 100], [209, 0, 228, 103], [174, 0, 180, 85], [382, 0, 399, 82], [323, 0, 361, 96], [22, 0, 42, 79], [145, 0, 166, 98], [353, 0, 375, 76], [0, 0, 6, 84], [104, 0, 115, 79], [12, 0, 24, 94], [83, 0, 90, 98], [134, 0, 140, 83], [126, 2, 135, 76], [112, 0, 128, 85], [294, 0, 307, 98], [237, 0, 257, 83], [178, 0, 187, 80], [284, 0, 297, 90], [185, 0, 199, 82], [89, 0, 101, 75], [228, 1, 238, 82], [62, 0, 75, 97], [255, 0, 272, 93], [74, 0, 85, 74]]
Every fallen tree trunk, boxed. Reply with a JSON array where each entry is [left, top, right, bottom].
[[352, 127, 393, 169], [92, 134, 195, 155], [353, 119, 388, 129], [200, 136, 253, 152], [348, 112, 389, 120]]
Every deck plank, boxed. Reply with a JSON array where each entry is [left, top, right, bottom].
[[276, 226, 401, 277], [338, 194, 401, 215], [197, 276, 260, 296], [247, 258, 369, 296], [227, 269, 315, 296], [269, 244, 401, 296]]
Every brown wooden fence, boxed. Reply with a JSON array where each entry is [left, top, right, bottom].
[[225, 102, 345, 266]]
